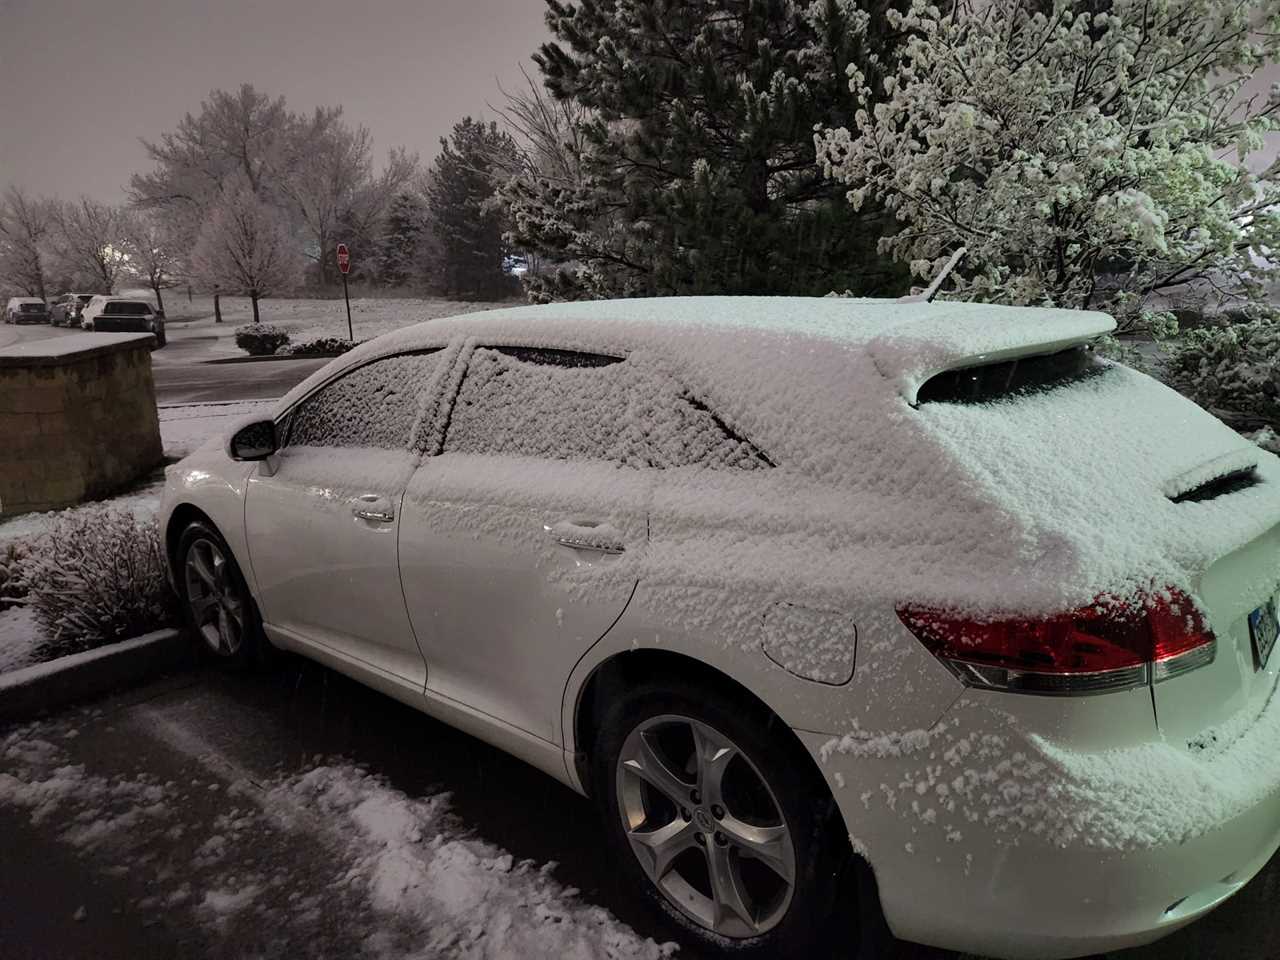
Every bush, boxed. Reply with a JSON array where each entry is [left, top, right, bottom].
[[275, 336, 363, 357], [22, 507, 177, 648], [1162, 320, 1280, 430], [235, 323, 291, 356], [0, 541, 28, 610]]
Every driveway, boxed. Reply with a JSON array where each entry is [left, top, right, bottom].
[[3, 656, 1280, 960], [0, 322, 328, 404]]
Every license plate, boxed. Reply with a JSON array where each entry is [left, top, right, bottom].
[[1249, 597, 1279, 670]]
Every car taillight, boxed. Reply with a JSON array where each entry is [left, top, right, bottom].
[[896, 589, 1215, 695]]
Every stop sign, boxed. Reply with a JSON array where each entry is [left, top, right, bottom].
[[336, 243, 351, 275]]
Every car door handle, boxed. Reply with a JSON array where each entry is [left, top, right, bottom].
[[352, 494, 395, 523], [547, 520, 625, 555]]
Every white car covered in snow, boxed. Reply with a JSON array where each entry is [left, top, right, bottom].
[[160, 296, 1280, 959]]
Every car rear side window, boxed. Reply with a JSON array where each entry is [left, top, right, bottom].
[[443, 346, 770, 469], [287, 351, 442, 450]]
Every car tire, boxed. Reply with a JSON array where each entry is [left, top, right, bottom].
[[592, 677, 864, 959], [175, 520, 266, 670]]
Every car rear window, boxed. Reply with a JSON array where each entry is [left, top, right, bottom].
[[104, 302, 151, 316], [19, 303, 44, 312], [915, 345, 1106, 404]]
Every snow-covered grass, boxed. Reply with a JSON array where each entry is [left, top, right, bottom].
[[0, 720, 675, 959], [158, 294, 515, 359]]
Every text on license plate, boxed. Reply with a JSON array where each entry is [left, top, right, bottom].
[[1249, 597, 1279, 670]]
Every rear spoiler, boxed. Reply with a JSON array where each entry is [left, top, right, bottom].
[[862, 303, 1116, 405]]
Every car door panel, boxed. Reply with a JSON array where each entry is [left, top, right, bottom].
[[400, 455, 651, 743], [244, 350, 449, 687], [247, 446, 423, 683]]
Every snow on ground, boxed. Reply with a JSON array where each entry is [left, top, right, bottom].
[[0, 718, 674, 959], [0, 399, 267, 672], [157, 399, 272, 460], [0, 606, 39, 673], [160, 295, 513, 361]]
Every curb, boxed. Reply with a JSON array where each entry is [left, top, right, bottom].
[[0, 628, 192, 724]]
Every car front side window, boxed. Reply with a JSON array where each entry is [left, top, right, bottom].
[[286, 350, 442, 451]]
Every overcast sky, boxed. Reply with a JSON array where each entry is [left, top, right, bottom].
[[0, 0, 550, 203], [3, 1, 1279, 205]]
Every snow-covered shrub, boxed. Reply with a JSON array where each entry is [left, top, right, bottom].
[[0, 541, 29, 610], [275, 336, 362, 357], [234, 323, 291, 356], [1247, 427, 1280, 455], [1162, 320, 1280, 430], [22, 508, 177, 647]]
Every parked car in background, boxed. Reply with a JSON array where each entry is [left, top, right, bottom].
[[4, 297, 50, 324], [50, 292, 94, 327], [81, 297, 166, 347], [160, 296, 1280, 960]]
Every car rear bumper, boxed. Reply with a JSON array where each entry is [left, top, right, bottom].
[[801, 685, 1280, 959]]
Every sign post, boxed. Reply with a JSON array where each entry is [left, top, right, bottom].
[[336, 243, 353, 340]]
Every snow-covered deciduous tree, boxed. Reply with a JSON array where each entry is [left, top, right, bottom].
[[502, 0, 907, 301], [424, 118, 519, 300], [284, 111, 418, 286], [53, 198, 129, 294], [190, 182, 302, 323], [131, 85, 418, 290], [121, 212, 184, 312], [815, 0, 1280, 332], [0, 187, 55, 299], [130, 85, 296, 252]]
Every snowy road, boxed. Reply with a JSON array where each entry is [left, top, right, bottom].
[[4, 660, 1280, 960]]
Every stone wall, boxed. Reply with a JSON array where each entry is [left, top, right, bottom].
[[0, 334, 163, 517]]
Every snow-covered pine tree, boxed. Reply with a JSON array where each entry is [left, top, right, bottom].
[[423, 118, 518, 300], [501, 0, 908, 300], [375, 191, 429, 288]]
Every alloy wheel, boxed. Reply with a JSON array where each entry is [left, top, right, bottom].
[[615, 714, 797, 939], [183, 537, 245, 656]]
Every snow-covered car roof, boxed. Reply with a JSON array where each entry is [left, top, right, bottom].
[[284, 296, 1112, 474], [370, 296, 1113, 399], [7, 297, 45, 305]]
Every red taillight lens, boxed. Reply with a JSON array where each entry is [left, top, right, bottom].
[[897, 589, 1215, 695]]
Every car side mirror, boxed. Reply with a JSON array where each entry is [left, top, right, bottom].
[[228, 420, 278, 461]]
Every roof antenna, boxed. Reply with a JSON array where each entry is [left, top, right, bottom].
[[896, 247, 967, 303]]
